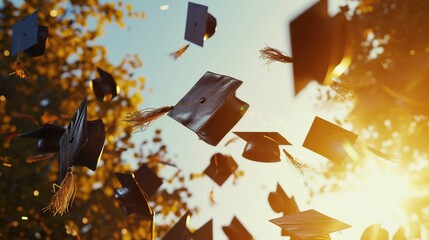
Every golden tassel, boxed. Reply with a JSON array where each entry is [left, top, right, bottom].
[[9, 57, 30, 79], [123, 106, 173, 132], [43, 168, 77, 217], [259, 45, 293, 65], [169, 44, 190, 59], [283, 149, 314, 175]]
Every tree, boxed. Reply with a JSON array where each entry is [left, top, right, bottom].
[[319, 0, 429, 237], [0, 1, 192, 239]]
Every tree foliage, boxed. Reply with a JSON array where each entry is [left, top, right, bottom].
[[0, 1, 192, 239]]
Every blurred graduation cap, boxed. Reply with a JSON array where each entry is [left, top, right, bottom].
[[43, 97, 105, 216], [124, 71, 249, 146], [170, 2, 217, 59], [303, 116, 358, 164], [91, 67, 119, 102], [203, 153, 238, 186], [290, 0, 351, 94], [114, 165, 161, 217], [392, 226, 406, 240], [360, 224, 389, 240], [19, 124, 65, 153], [268, 183, 299, 215], [162, 211, 213, 240], [234, 132, 291, 162], [222, 216, 253, 240], [270, 209, 351, 239], [11, 11, 48, 57]]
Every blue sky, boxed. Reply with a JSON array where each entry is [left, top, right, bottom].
[[94, 0, 404, 239]]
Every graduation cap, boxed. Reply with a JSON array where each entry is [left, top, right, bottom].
[[11, 11, 48, 57], [392, 226, 406, 240], [170, 2, 217, 59], [43, 97, 105, 216], [222, 216, 253, 240], [290, 0, 351, 94], [19, 124, 65, 153], [303, 116, 358, 164], [124, 71, 249, 146], [114, 166, 158, 217], [268, 183, 299, 215], [162, 211, 213, 240], [203, 153, 238, 186], [91, 67, 119, 102], [360, 224, 389, 240], [269, 209, 351, 239], [234, 132, 291, 162]]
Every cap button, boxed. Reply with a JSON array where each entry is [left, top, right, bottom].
[[199, 97, 206, 103]]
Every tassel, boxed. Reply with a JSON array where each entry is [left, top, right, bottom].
[[170, 44, 190, 59], [43, 168, 77, 216], [259, 45, 293, 65], [283, 149, 314, 175], [123, 106, 173, 132], [9, 58, 30, 79], [367, 146, 400, 163]]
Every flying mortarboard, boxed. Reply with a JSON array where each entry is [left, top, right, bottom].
[[91, 67, 119, 102], [43, 97, 105, 216], [222, 216, 253, 240], [303, 116, 358, 164], [360, 224, 389, 240], [269, 209, 351, 239], [124, 71, 249, 146], [234, 132, 291, 162], [170, 2, 217, 59], [11, 11, 48, 57], [162, 211, 213, 240], [268, 183, 299, 215], [290, 0, 351, 94], [203, 153, 238, 186], [392, 226, 406, 240], [19, 124, 65, 153]]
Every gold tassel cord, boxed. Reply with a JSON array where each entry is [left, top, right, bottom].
[[283, 149, 315, 175], [9, 58, 30, 79], [42, 169, 77, 217], [259, 46, 293, 65], [122, 106, 173, 132], [169, 44, 190, 60]]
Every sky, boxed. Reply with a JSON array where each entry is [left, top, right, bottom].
[[95, 0, 407, 239]]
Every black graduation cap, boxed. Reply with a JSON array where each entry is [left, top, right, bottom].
[[91, 67, 119, 102], [234, 132, 291, 162], [268, 183, 299, 215], [19, 124, 65, 153], [115, 171, 153, 218], [290, 0, 351, 94], [269, 209, 351, 239], [58, 97, 105, 183], [222, 216, 253, 240], [124, 71, 249, 146], [185, 2, 217, 47], [203, 153, 238, 186], [303, 116, 358, 164], [162, 211, 213, 240], [186, 219, 213, 240], [360, 224, 389, 240], [11, 11, 48, 57]]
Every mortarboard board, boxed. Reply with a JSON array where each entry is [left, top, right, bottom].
[[19, 124, 65, 153], [234, 132, 291, 162], [115, 172, 153, 218], [124, 71, 248, 146], [290, 0, 351, 94], [360, 224, 389, 240], [185, 2, 217, 47], [270, 209, 351, 239], [186, 219, 213, 240], [133, 164, 163, 197], [303, 116, 358, 164], [268, 183, 299, 215], [203, 153, 238, 186], [392, 226, 406, 240], [222, 216, 253, 240], [58, 97, 105, 183], [11, 11, 48, 57], [91, 67, 119, 102]]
